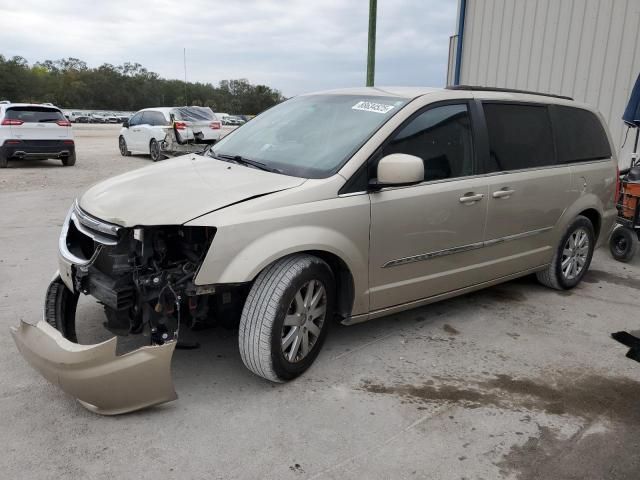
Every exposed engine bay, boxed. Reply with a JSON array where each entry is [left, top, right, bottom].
[[61, 201, 247, 345]]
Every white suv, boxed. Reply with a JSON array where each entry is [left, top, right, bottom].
[[0, 102, 75, 168], [119, 106, 222, 161]]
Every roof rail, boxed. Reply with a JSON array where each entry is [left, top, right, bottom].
[[446, 85, 573, 101]]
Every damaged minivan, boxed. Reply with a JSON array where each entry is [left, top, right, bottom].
[[13, 86, 618, 414]]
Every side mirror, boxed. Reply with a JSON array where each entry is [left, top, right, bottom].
[[370, 153, 424, 190], [122, 119, 129, 128]]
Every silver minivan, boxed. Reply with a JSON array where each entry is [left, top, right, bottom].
[[13, 86, 617, 414]]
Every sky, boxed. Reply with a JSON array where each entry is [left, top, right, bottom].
[[0, 0, 458, 96]]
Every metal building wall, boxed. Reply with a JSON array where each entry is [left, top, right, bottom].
[[456, 0, 640, 165]]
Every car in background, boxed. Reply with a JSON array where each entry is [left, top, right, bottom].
[[116, 112, 131, 122], [104, 112, 120, 124], [75, 113, 91, 123], [89, 112, 106, 123], [0, 102, 75, 168], [119, 106, 222, 161], [223, 116, 245, 126]]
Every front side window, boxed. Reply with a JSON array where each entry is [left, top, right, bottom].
[[147, 111, 169, 126], [129, 112, 143, 126], [554, 106, 611, 163], [377, 103, 474, 181], [211, 94, 408, 178], [483, 103, 555, 172]]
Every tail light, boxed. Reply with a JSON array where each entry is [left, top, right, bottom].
[[174, 121, 187, 130], [56, 119, 72, 127], [1, 119, 24, 126], [63, 140, 74, 145], [210, 121, 221, 130], [5, 140, 22, 145]]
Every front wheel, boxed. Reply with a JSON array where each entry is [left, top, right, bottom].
[[609, 226, 638, 262], [44, 277, 79, 342], [119, 136, 131, 156], [536, 215, 595, 290], [239, 254, 334, 382]]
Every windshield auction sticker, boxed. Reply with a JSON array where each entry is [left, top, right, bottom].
[[352, 101, 395, 114]]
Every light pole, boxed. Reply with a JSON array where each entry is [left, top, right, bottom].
[[366, 0, 377, 87]]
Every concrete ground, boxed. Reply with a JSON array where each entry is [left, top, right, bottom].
[[1, 124, 640, 480]]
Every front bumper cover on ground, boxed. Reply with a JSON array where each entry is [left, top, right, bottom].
[[11, 320, 177, 415]]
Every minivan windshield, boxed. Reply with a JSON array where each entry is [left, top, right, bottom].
[[210, 94, 408, 178]]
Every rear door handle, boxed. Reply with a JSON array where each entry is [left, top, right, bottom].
[[459, 193, 485, 204], [492, 188, 515, 199]]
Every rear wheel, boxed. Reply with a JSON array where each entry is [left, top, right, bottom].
[[119, 136, 131, 156], [149, 139, 162, 162], [0, 150, 7, 168], [609, 226, 638, 262], [61, 153, 76, 166], [239, 254, 334, 382], [537, 215, 595, 290]]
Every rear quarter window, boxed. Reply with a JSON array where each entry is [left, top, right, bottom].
[[6, 107, 65, 123], [553, 106, 612, 162], [482, 103, 556, 172]]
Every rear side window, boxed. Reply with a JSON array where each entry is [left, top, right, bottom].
[[145, 111, 169, 126], [5, 107, 65, 123], [553, 106, 611, 162], [380, 104, 474, 181], [483, 103, 555, 172]]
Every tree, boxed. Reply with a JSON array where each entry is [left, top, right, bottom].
[[0, 55, 285, 113]]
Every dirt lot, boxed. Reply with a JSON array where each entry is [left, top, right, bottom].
[[1, 124, 640, 479]]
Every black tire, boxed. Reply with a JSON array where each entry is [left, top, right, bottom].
[[149, 139, 163, 162], [44, 277, 79, 342], [536, 215, 595, 290], [0, 152, 7, 168], [609, 227, 638, 263], [61, 153, 76, 166], [119, 136, 131, 156], [239, 254, 334, 382]]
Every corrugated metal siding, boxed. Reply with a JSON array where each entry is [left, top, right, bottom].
[[458, 0, 640, 164]]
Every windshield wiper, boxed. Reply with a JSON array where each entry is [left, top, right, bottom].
[[213, 153, 282, 174]]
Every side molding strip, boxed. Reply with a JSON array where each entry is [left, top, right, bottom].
[[382, 226, 553, 268]]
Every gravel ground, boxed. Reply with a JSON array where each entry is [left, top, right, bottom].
[[1, 124, 640, 479]]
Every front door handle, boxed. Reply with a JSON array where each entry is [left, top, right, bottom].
[[459, 193, 484, 204], [492, 188, 515, 199]]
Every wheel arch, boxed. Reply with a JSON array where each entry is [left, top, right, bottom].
[[578, 208, 601, 241]]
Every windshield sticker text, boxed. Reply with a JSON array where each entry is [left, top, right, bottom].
[[352, 101, 395, 114]]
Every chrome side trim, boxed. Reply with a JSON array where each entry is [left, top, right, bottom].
[[70, 211, 119, 246], [483, 226, 553, 247], [383, 241, 484, 268], [382, 226, 553, 268]]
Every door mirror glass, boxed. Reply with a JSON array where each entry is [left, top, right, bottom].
[[372, 154, 424, 188], [122, 119, 129, 128]]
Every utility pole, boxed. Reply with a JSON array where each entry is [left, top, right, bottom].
[[366, 0, 377, 87], [183, 48, 188, 104]]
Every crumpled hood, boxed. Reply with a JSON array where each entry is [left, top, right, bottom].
[[79, 155, 305, 226]]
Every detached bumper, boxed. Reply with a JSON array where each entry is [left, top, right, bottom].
[[11, 320, 177, 415]]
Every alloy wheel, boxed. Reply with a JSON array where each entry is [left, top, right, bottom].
[[281, 280, 327, 363], [561, 227, 590, 280]]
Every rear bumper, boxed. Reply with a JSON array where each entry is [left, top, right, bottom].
[[1, 140, 75, 160], [11, 319, 177, 415]]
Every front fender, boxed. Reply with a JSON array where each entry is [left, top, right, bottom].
[[195, 225, 369, 315]]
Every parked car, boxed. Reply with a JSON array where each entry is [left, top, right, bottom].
[[224, 116, 245, 126], [103, 112, 120, 124], [75, 113, 90, 123], [89, 112, 106, 123], [0, 102, 75, 168], [12, 86, 617, 414], [118, 106, 222, 161]]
